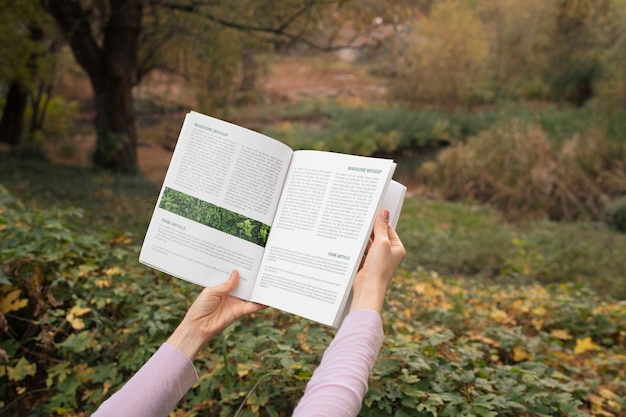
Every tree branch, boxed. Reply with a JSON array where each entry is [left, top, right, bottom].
[[40, 0, 103, 82], [165, 0, 360, 51]]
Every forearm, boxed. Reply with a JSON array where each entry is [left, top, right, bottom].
[[349, 271, 387, 313], [167, 322, 211, 360], [92, 343, 197, 417], [292, 310, 384, 417]]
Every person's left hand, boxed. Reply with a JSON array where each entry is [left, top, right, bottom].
[[167, 270, 266, 360]]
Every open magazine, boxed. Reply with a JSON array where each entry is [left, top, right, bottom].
[[140, 111, 406, 327]]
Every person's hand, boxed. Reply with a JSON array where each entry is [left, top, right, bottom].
[[350, 208, 405, 313], [167, 270, 266, 360]]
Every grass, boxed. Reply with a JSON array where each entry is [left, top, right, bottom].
[[1, 151, 624, 300], [396, 196, 626, 300], [0, 152, 159, 238]]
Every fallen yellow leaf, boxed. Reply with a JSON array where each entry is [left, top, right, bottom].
[[105, 265, 123, 276], [66, 305, 91, 331], [531, 318, 545, 331], [66, 316, 85, 331], [588, 393, 603, 407], [69, 305, 91, 317], [490, 308, 513, 324], [550, 329, 572, 340], [77, 263, 99, 277], [95, 278, 111, 289], [469, 332, 500, 347], [597, 386, 617, 400], [513, 347, 530, 362], [510, 299, 531, 314], [532, 306, 547, 317], [574, 337, 601, 354], [0, 289, 28, 313], [237, 363, 252, 377]]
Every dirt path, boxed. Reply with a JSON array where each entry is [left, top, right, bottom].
[[263, 55, 387, 102]]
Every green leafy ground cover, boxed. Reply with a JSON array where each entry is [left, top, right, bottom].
[[1, 153, 625, 416]]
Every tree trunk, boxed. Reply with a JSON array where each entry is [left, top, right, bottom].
[[0, 23, 45, 147], [238, 45, 258, 104], [92, 75, 138, 172], [43, 0, 142, 173], [0, 82, 27, 146], [91, 0, 142, 172]]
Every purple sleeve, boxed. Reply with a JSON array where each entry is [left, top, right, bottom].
[[91, 343, 198, 417], [292, 309, 384, 417]]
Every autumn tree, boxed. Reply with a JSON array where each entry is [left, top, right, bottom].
[[478, 0, 617, 105], [40, 0, 142, 172], [474, 0, 553, 100], [546, 0, 611, 105], [390, 0, 491, 107], [594, 0, 626, 110], [40, 0, 358, 173], [0, 0, 57, 147]]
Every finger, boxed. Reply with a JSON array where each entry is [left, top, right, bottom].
[[241, 302, 267, 315], [386, 224, 406, 260], [208, 269, 240, 296], [387, 223, 402, 247], [373, 208, 391, 243]]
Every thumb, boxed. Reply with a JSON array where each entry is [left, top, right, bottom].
[[373, 208, 391, 242], [212, 269, 239, 295]]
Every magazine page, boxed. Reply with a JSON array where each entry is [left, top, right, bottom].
[[140, 112, 294, 299], [335, 179, 407, 326], [250, 150, 396, 326], [381, 180, 407, 228]]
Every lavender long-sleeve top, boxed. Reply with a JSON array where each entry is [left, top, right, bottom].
[[92, 309, 384, 417]]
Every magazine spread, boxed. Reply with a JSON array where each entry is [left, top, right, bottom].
[[140, 111, 406, 327]]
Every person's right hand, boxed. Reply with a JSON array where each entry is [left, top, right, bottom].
[[350, 208, 405, 313], [166, 270, 265, 360]]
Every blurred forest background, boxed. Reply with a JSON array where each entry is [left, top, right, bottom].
[[1, 0, 625, 416]]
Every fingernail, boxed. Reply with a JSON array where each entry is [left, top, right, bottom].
[[229, 270, 237, 280], [381, 209, 390, 220]]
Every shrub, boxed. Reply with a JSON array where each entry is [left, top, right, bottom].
[[389, 1, 492, 106], [606, 197, 626, 232], [0, 185, 189, 415], [262, 100, 626, 159], [263, 102, 496, 155], [420, 120, 626, 221], [22, 95, 80, 158], [552, 130, 626, 219]]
